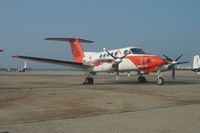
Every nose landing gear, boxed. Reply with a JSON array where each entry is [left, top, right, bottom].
[[157, 70, 164, 85], [157, 76, 164, 85]]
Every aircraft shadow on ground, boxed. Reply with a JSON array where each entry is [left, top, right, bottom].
[[94, 80, 200, 85]]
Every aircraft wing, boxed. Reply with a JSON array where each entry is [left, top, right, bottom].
[[12, 56, 92, 69]]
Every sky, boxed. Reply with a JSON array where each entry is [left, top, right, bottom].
[[0, 0, 200, 69]]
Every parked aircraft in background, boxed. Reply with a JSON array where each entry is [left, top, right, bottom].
[[17, 61, 27, 72], [6, 61, 29, 72], [13, 37, 189, 85], [0, 49, 3, 52], [176, 55, 200, 74], [192, 55, 200, 73]]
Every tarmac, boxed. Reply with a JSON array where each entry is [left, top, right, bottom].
[[0, 70, 200, 133]]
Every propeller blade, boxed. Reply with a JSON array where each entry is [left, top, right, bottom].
[[172, 67, 175, 80], [116, 65, 119, 80], [175, 61, 189, 65], [104, 48, 118, 59], [163, 54, 173, 62], [120, 53, 129, 59], [175, 54, 183, 61]]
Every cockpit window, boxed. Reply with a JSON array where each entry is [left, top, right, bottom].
[[130, 48, 146, 54]]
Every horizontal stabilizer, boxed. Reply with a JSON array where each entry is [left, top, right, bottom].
[[44, 38, 94, 43], [12, 56, 87, 69]]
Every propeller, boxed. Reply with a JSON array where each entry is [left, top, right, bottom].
[[104, 48, 129, 80], [163, 54, 189, 79]]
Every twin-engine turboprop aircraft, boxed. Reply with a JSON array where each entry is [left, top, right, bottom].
[[13, 38, 188, 85]]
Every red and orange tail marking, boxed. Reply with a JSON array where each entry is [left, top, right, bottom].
[[44, 38, 93, 62]]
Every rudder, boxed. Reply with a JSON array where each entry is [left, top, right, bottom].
[[44, 38, 93, 62]]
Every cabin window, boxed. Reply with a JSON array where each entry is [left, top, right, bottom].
[[103, 53, 106, 58], [111, 52, 114, 56], [114, 51, 118, 56], [99, 54, 102, 58]]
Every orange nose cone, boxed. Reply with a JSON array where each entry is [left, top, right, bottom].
[[157, 56, 165, 66]]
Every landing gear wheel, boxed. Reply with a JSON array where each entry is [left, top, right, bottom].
[[83, 77, 94, 85], [89, 77, 94, 84], [138, 76, 146, 83], [157, 77, 164, 85]]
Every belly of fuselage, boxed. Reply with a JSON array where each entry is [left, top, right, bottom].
[[92, 58, 137, 72]]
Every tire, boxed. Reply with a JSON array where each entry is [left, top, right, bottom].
[[157, 77, 164, 85], [88, 77, 94, 84], [138, 76, 146, 83], [90, 78, 94, 84], [83, 77, 94, 85], [141, 77, 146, 82]]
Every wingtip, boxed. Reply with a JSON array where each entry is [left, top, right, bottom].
[[12, 55, 20, 58]]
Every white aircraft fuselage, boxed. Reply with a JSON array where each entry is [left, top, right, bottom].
[[13, 38, 189, 85]]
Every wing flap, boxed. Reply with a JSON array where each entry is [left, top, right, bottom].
[[12, 56, 89, 69]]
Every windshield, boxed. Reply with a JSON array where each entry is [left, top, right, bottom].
[[130, 48, 146, 54]]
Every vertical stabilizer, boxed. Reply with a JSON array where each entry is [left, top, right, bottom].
[[193, 55, 200, 70], [44, 38, 94, 62], [24, 61, 27, 69]]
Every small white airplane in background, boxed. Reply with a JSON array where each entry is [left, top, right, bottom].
[[6, 61, 28, 72], [13, 37, 189, 85], [17, 61, 27, 72]]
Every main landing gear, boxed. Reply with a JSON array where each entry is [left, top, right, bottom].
[[83, 77, 94, 85], [137, 76, 147, 83]]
